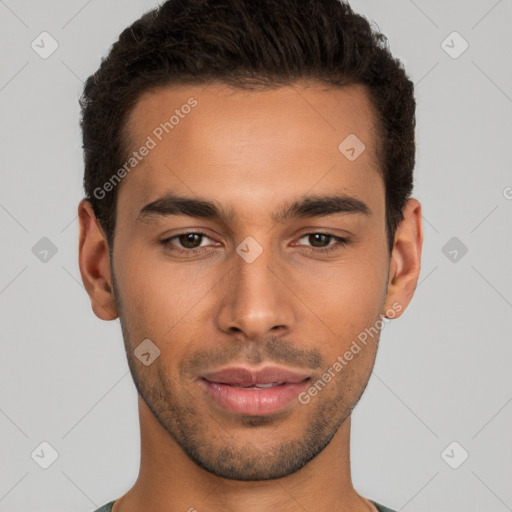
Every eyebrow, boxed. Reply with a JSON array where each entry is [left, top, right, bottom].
[[137, 192, 371, 224]]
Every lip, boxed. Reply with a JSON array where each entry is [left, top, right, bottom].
[[200, 365, 310, 385], [199, 366, 311, 416]]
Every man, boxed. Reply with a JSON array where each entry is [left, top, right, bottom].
[[78, 0, 422, 511]]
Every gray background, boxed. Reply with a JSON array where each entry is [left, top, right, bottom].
[[1, 1, 511, 511]]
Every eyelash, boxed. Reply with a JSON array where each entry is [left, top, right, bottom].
[[160, 231, 350, 256]]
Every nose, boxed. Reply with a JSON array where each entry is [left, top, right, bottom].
[[215, 244, 295, 340]]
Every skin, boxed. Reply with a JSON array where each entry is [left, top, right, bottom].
[[78, 81, 423, 512]]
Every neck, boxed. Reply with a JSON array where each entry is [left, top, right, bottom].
[[112, 396, 374, 512]]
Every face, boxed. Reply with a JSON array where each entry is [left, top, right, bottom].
[[80, 82, 420, 481]]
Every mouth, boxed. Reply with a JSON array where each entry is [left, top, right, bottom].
[[213, 382, 289, 389], [198, 366, 311, 416]]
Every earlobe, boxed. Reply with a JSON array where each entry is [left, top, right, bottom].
[[384, 198, 423, 318], [77, 199, 118, 321]]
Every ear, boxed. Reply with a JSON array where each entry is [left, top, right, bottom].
[[78, 199, 118, 321], [383, 198, 423, 318]]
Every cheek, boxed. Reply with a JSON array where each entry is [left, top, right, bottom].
[[114, 244, 218, 340], [296, 249, 388, 349]]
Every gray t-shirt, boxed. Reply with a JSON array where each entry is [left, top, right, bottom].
[[92, 499, 397, 512]]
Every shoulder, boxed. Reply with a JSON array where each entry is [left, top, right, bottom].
[[370, 500, 398, 512], [90, 500, 116, 512]]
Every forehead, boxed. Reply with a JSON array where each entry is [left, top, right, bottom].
[[117, 82, 383, 223]]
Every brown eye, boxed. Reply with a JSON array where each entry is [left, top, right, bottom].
[[296, 233, 350, 254], [161, 232, 214, 254], [307, 233, 332, 247], [177, 233, 204, 249]]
